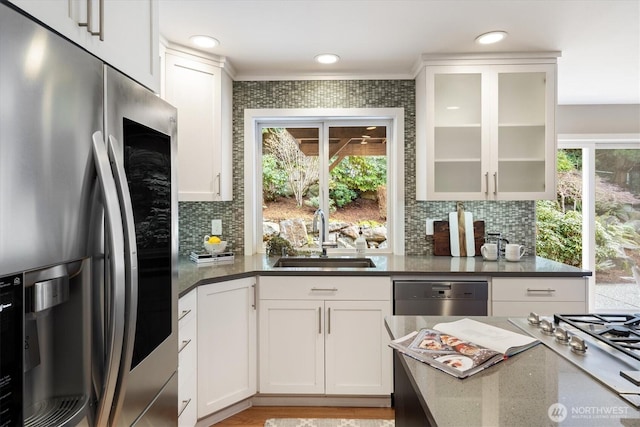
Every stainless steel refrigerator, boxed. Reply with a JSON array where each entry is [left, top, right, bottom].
[[0, 2, 178, 426]]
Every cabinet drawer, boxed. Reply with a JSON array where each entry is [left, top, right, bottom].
[[492, 301, 588, 317], [259, 276, 390, 301], [178, 290, 197, 327], [178, 323, 196, 369], [492, 277, 586, 302], [178, 365, 196, 426]]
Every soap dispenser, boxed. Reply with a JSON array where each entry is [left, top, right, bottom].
[[355, 227, 366, 255]]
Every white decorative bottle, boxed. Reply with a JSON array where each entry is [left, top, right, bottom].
[[355, 227, 366, 255]]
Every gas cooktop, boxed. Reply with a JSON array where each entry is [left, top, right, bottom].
[[510, 313, 640, 409]]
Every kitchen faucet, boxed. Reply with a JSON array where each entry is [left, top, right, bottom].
[[313, 208, 338, 257]]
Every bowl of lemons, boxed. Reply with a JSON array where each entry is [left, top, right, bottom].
[[203, 235, 227, 254]]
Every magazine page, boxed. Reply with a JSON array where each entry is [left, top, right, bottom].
[[389, 329, 503, 378], [433, 318, 538, 356]]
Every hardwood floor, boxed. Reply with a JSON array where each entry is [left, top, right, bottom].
[[213, 406, 395, 426]]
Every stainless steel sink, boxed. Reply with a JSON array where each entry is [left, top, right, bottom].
[[272, 257, 376, 268]]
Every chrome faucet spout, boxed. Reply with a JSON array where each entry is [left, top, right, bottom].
[[312, 208, 336, 257]]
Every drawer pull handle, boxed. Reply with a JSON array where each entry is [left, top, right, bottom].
[[311, 287, 338, 292], [178, 309, 192, 321], [178, 398, 192, 417], [178, 339, 192, 353], [526, 288, 556, 293]]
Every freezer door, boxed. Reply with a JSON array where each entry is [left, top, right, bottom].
[[0, 3, 103, 276]]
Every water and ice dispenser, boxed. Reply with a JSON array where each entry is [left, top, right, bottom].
[[21, 259, 92, 426]]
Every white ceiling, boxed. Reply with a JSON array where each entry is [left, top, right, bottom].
[[158, 0, 640, 105]]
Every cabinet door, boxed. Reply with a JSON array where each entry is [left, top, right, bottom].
[[97, 0, 159, 92], [8, 0, 159, 92], [258, 299, 325, 394], [164, 51, 232, 201], [492, 64, 556, 200], [8, 0, 92, 45], [425, 67, 489, 200], [325, 300, 392, 395], [197, 278, 256, 418]]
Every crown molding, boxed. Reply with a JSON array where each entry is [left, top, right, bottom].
[[163, 41, 237, 79]]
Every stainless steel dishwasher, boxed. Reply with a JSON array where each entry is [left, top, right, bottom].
[[393, 280, 488, 315]]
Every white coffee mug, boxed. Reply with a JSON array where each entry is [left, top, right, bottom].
[[480, 243, 498, 261], [505, 244, 526, 261]]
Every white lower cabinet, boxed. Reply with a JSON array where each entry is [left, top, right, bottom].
[[258, 276, 392, 395], [178, 289, 197, 427], [324, 300, 392, 395], [197, 278, 257, 418], [491, 277, 588, 316]]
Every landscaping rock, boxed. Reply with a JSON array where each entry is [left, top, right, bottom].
[[263, 222, 280, 240], [279, 218, 309, 248]]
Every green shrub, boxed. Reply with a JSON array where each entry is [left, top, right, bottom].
[[262, 154, 288, 201], [329, 182, 358, 208], [536, 200, 582, 267]]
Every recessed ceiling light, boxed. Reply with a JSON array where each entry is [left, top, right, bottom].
[[475, 31, 508, 45], [189, 35, 219, 49], [314, 53, 340, 64], [366, 126, 377, 130]]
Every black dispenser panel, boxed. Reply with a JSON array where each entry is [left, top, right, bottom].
[[0, 273, 23, 426]]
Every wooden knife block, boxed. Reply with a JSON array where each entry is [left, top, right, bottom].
[[433, 221, 486, 256]]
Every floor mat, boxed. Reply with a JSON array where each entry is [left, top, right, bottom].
[[264, 419, 394, 427]]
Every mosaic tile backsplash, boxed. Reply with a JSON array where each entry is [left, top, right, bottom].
[[178, 80, 537, 256]]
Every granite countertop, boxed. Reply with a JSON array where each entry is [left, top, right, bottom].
[[178, 254, 591, 296], [386, 315, 640, 426]]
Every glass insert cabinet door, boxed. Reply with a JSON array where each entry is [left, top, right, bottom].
[[425, 64, 556, 200], [497, 71, 547, 194], [430, 71, 484, 197]]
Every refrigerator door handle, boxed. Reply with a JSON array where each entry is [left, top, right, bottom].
[[106, 134, 139, 424], [91, 131, 126, 427]]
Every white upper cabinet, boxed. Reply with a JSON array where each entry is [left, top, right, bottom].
[[416, 53, 559, 201], [162, 47, 233, 201], [9, 0, 160, 92]]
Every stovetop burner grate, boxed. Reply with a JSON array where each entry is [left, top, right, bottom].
[[554, 313, 640, 362]]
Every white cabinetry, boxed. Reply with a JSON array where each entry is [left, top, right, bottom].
[[8, 0, 159, 92], [163, 48, 233, 201], [178, 289, 197, 427], [491, 277, 588, 316], [197, 278, 256, 418], [258, 276, 392, 395], [416, 53, 559, 201]]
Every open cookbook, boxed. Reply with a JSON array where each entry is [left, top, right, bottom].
[[389, 318, 539, 379]]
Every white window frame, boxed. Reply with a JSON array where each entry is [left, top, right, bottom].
[[558, 133, 640, 311], [244, 108, 405, 256]]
